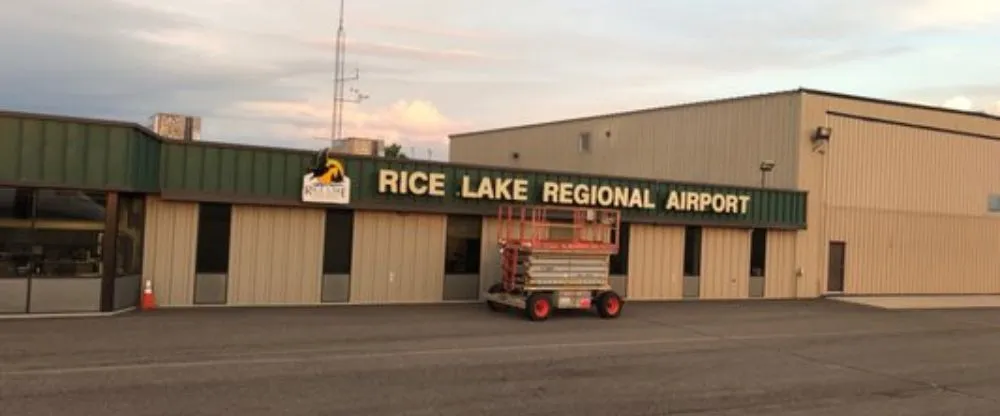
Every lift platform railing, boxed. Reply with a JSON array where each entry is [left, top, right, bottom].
[[496, 204, 621, 254]]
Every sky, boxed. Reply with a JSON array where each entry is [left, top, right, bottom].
[[1, 0, 999, 160]]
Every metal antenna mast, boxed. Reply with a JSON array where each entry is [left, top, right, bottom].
[[330, 0, 369, 146]]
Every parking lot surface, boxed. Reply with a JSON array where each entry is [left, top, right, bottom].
[[2, 300, 1000, 415]]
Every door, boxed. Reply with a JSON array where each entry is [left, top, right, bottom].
[[827, 242, 846, 293]]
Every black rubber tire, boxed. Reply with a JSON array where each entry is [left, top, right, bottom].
[[525, 292, 553, 322], [486, 282, 508, 312], [596, 291, 624, 319]]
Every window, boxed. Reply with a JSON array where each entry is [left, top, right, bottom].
[[0, 187, 107, 279], [195, 203, 232, 274], [683, 226, 702, 276], [578, 132, 592, 153], [750, 228, 767, 277], [445, 215, 482, 274], [323, 209, 354, 274], [609, 222, 630, 275], [0, 187, 34, 278], [116, 194, 145, 276], [989, 194, 1000, 213]]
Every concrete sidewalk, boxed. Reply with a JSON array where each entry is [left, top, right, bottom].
[[831, 295, 1000, 310]]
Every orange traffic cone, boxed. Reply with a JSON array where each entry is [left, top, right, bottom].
[[140, 279, 157, 311]]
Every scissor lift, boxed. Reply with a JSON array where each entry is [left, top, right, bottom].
[[485, 204, 624, 321]]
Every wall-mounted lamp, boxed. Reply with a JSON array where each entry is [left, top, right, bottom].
[[811, 126, 832, 154], [759, 160, 776, 173], [759, 160, 776, 188], [813, 126, 832, 143]]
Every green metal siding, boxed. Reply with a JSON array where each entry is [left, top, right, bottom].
[[0, 114, 159, 192], [350, 159, 807, 228], [0, 111, 808, 228], [159, 141, 314, 200]]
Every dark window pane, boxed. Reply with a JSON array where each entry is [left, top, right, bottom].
[[0, 187, 33, 277], [34, 190, 107, 221], [0, 187, 108, 279], [322, 209, 354, 274], [750, 228, 767, 277], [116, 195, 146, 276], [445, 215, 481, 274], [683, 226, 702, 277], [609, 222, 630, 275], [33, 228, 103, 277], [195, 203, 232, 274]]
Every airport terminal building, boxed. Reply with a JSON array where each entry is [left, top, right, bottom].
[[0, 88, 997, 315]]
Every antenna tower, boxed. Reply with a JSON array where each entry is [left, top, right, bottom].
[[331, 0, 369, 145]]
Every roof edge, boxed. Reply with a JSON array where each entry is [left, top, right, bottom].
[[449, 87, 1000, 139], [448, 88, 803, 139], [798, 88, 1000, 121]]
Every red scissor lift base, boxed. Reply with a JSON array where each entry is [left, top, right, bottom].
[[485, 204, 625, 321]]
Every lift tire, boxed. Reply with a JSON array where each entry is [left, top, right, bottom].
[[486, 282, 508, 312], [525, 292, 553, 322], [596, 291, 624, 319]]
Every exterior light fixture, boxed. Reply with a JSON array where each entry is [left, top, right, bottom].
[[759, 160, 776, 188]]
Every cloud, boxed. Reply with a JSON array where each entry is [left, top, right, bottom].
[[360, 20, 498, 40], [0, 0, 998, 157], [894, 0, 1000, 30], [225, 98, 467, 149], [942, 96, 974, 111], [341, 40, 497, 63]]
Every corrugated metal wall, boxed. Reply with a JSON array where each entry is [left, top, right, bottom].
[[160, 141, 313, 201], [826, 115, 1000, 214], [813, 114, 1000, 294], [700, 228, 751, 299], [764, 230, 798, 298], [797, 94, 1000, 297], [626, 224, 685, 300], [227, 205, 325, 305], [449, 93, 801, 188], [357, 159, 807, 228], [142, 196, 198, 306], [351, 211, 447, 304], [0, 113, 159, 192], [157, 140, 806, 229], [829, 208, 1000, 294]]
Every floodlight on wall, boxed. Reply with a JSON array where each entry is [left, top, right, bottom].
[[813, 126, 832, 143], [759, 160, 776, 173], [811, 126, 833, 154], [759, 160, 776, 188]]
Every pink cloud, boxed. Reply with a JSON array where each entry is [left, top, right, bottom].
[[358, 19, 498, 40], [231, 99, 471, 144]]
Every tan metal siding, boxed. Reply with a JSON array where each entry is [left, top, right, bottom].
[[227, 205, 325, 305], [797, 94, 1000, 297], [626, 224, 684, 300], [700, 228, 751, 299], [764, 230, 798, 298], [142, 196, 197, 307], [829, 207, 1000, 294], [827, 115, 1000, 215], [450, 94, 801, 188], [351, 211, 447, 304], [805, 94, 1000, 138]]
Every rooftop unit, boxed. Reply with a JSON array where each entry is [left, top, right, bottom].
[[149, 113, 201, 141]]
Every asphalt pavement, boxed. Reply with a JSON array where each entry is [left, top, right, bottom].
[[2, 300, 1000, 415]]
